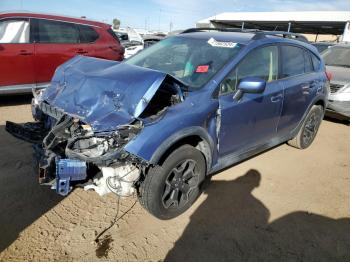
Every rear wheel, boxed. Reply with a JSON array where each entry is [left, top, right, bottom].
[[288, 105, 323, 149], [138, 145, 206, 220]]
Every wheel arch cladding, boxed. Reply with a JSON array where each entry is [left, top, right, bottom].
[[150, 127, 215, 173], [314, 99, 325, 111]]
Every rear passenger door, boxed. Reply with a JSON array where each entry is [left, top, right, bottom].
[[0, 18, 35, 87], [32, 18, 82, 84], [277, 45, 317, 135], [76, 24, 99, 56]]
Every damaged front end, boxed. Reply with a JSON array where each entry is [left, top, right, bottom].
[[7, 105, 144, 196], [6, 56, 185, 197]]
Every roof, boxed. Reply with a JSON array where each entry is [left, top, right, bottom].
[[197, 11, 350, 35], [177, 31, 316, 54], [0, 11, 110, 28], [179, 31, 256, 44]]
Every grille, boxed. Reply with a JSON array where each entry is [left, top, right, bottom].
[[330, 83, 344, 93]]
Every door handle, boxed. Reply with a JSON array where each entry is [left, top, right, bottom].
[[271, 93, 283, 103], [302, 84, 311, 95], [76, 49, 88, 54], [19, 50, 33, 55]]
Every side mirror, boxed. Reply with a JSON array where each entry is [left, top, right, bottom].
[[233, 77, 266, 101]]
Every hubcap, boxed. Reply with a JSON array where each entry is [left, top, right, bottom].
[[162, 159, 200, 209]]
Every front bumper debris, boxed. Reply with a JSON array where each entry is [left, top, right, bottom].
[[55, 159, 87, 196], [6, 104, 144, 197], [6, 121, 48, 143]]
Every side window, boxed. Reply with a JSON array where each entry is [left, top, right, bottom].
[[0, 19, 29, 43], [78, 24, 99, 43], [220, 45, 278, 95], [304, 50, 313, 73], [311, 53, 321, 71], [281, 45, 305, 78], [35, 19, 79, 43]]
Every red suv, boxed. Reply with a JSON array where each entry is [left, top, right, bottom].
[[0, 12, 124, 94]]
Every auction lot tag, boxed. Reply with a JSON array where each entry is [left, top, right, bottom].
[[196, 65, 209, 73], [208, 37, 237, 48]]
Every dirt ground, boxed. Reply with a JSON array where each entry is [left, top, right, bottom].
[[0, 95, 349, 262]]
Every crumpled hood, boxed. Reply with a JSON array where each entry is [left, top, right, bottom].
[[42, 56, 167, 132]]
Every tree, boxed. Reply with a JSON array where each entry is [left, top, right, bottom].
[[113, 18, 121, 30]]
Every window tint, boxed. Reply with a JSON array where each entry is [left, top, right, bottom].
[[281, 46, 305, 78], [220, 45, 278, 95], [304, 50, 313, 73], [107, 28, 121, 43], [78, 24, 99, 43], [35, 19, 79, 43], [311, 54, 321, 71], [0, 19, 29, 43]]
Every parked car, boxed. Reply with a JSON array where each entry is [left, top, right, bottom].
[[321, 44, 350, 121], [312, 42, 335, 54], [118, 28, 166, 59], [0, 12, 124, 95], [6, 29, 329, 219]]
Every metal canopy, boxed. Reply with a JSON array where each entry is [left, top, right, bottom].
[[197, 11, 350, 35]]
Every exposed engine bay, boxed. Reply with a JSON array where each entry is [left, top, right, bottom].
[[5, 57, 185, 197]]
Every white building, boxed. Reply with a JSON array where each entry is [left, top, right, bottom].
[[197, 11, 350, 42]]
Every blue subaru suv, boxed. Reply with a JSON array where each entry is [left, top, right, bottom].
[[7, 29, 329, 219]]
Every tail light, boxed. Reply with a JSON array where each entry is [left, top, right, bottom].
[[325, 70, 333, 81]]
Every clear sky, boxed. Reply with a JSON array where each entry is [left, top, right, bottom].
[[1, 0, 350, 32]]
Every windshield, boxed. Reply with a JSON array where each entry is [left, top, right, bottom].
[[125, 36, 242, 89], [322, 46, 350, 68]]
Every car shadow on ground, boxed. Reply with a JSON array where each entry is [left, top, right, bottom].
[[0, 124, 63, 252], [165, 169, 350, 262], [0, 94, 32, 107], [324, 116, 349, 126]]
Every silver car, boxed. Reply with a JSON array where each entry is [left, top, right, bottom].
[[322, 44, 350, 122]]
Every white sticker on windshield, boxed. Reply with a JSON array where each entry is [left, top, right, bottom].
[[207, 37, 237, 48]]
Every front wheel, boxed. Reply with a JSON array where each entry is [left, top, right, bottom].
[[288, 105, 324, 149], [138, 145, 206, 220]]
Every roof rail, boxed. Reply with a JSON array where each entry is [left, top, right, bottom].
[[181, 27, 309, 43], [181, 27, 259, 34], [252, 31, 309, 43]]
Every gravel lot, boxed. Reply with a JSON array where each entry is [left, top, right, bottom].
[[0, 95, 349, 262]]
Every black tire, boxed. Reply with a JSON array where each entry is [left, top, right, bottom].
[[288, 105, 324, 149], [138, 145, 206, 220]]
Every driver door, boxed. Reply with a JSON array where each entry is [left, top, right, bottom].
[[218, 45, 284, 157]]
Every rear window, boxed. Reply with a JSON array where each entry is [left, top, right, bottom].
[[0, 18, 29, 43], [107, 28, 120, 43], [78, 24, 99, 43], [35, 19, 79, 43], [311, 53, 321, 71], [281, 45, 311, 78], [304, 50, 313, 73], [322, 46, 350, 68]]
